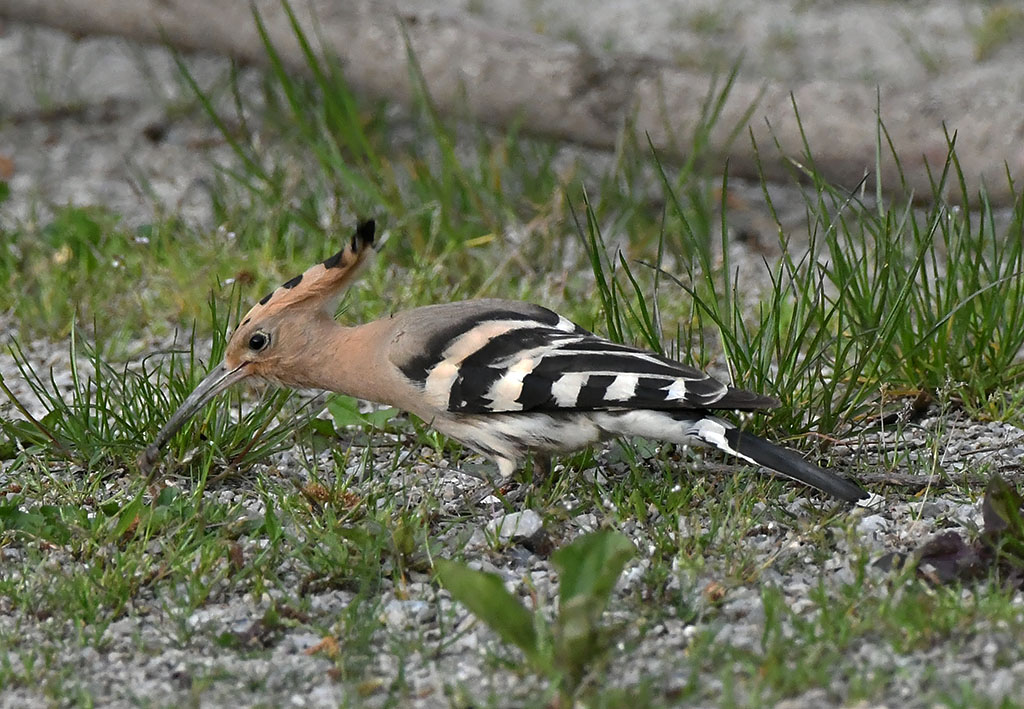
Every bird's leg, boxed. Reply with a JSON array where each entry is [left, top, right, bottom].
[[461, 456, 514, 507], [464, 454, 550, 508], [530, 454, 552, 488], [492, 454, 551, 507]]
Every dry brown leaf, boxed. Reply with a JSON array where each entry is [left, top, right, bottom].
[[304, 635, 340, 658]]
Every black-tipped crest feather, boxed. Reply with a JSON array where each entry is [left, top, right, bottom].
[[324, 219, 376, 270]]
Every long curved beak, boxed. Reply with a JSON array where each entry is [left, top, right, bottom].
[[139, 362, 250, 479]]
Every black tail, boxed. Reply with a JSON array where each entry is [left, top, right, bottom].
[[724, 429, 868, 503]]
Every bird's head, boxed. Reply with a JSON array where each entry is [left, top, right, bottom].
[[139, 219, 380, 477]]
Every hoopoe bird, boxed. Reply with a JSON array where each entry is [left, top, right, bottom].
[[140, 220, 872, 504]]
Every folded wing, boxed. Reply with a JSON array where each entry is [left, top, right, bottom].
[[438, 311, 777, 415]]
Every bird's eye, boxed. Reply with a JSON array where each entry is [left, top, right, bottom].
[[248, 331, 270, 351]]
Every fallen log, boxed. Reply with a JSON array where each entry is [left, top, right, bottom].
[[2, 0, 1021, 205]]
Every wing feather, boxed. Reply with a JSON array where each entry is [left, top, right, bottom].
[[444, 319, 778, 414]]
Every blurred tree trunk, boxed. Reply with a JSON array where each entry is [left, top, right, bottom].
[[2, 0, 1020, 205]]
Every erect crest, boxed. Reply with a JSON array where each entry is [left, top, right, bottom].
[[238, 220, 379, 324]]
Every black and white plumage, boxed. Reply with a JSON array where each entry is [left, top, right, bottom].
[[381, 299, 868, 503], [142, 221, 871, 505]]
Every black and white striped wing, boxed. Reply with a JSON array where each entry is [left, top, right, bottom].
[[409, 303, 778, 415]]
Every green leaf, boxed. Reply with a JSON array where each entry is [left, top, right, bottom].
[[305, 417, 337, 437], [552, 530, 635, 613], [334, 524, 375, 548], [0, 504, 41, 534], [0, 503, 74, 545], [0, 434, 17, 460], [0, 418, 51, 449], [553, 595, 618, 691], [155, 486, 181, 508], [111, 497, 143, 539], [262, 502, 282, 543], [543, 531, 635, 693], [327, 395, 399, 429], [435, 558, 541, 663], [327, 395, 367, 427]]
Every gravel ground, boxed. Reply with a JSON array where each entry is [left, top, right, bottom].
[[3, 6, 1024, 708], [1, 411, 1022, 708]]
